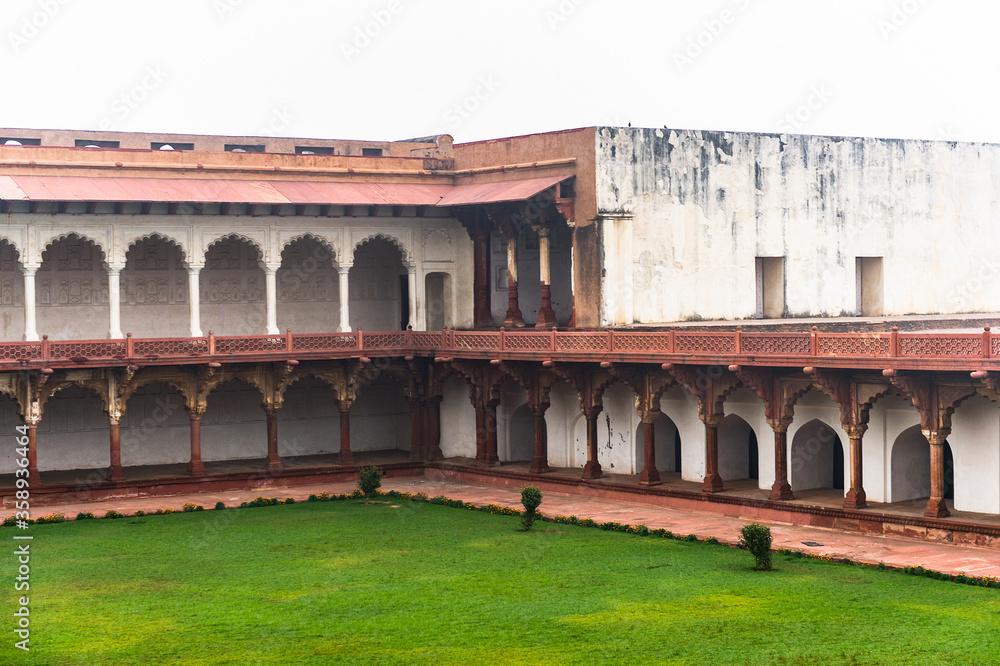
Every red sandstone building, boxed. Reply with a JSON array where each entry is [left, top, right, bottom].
[[1, 126, 999, 547]]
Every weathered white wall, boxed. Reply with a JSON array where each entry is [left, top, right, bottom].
[[120, 382, 189, 466], [786, 390, 849, 494], [37, 236, 109, 340], [277, 239, 340, 335], [0, 243, 24, 340], [948, 394, 1000, 514], [721, 388, 772, 489], [277, 377, 341, 458], [597, 127, 1000, 323], [439, 375, 476, 459], [36, 386, 109, 471], [661, 384, 706, 482], [121, 237, 189, 338], [351, 375, 411, 451]]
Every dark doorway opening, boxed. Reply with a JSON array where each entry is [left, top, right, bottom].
[[399, 275, 409, 330]]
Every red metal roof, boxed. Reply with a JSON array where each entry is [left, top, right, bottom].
[[0, 174, 570, 207]]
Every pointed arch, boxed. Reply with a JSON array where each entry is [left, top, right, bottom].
[[352, 232, 411, 266], [790, 418, 845, 492], [281, 233, 339, 265], [204, 232, 266, 268], [39, 232, 109, 266], [124, 232, 190, 266]]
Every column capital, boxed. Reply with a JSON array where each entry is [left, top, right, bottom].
[[922, 428, 950, 445], [185, 264, 204, 275], [108, 264, 126, 274], [406, 264, 416, 275], [702, 413, 724, 428], [21, 264, 39, 276], [845, 423, 868, 439], [767, 417, 794, 433], [264, 263, 281, 275], [337, 264, 352, 275]]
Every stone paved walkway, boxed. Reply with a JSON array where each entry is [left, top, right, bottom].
[[10, 477, 1000, 578]]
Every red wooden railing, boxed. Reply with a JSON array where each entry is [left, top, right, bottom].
[[1, 326, 995, 373]]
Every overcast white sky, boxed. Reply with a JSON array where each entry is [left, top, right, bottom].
[[1, 0, 996, 145]]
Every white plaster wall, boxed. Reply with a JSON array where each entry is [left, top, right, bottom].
[[660, 384, 705, 482], [37, 236, 109, 340], [121, 237, 189, 338], [277, 377, 340, 458], [120, 382, 188, 466], [0, 397, 24, 473], [632, 412, 678, 474], [723, 388, 773, 490], [35, 386, 108, 472], [597, 127, 1000, 323], [544, 381, 577, 467], [277, 239, 340, 335], [351, 376, 410, 451], [0, 243, 25, 340], [947, 394, 1000, 514], [598, 382, 639, 473], [439, 375, 476, 459], [200, 237, 266, 337], [865, 395, 918, 503], [786, 390, 849, 495], [201, 381, 267, 461]]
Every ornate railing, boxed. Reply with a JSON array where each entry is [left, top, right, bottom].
[[0, 326, 996, 373]]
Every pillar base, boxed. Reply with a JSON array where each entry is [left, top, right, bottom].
[[924, 496, 950, 519], [702, 473, 724, 493], [529, 457, 551, 474], [187, 460, 206, 477], [265, 458, 283, 474], [338, 452, 355, 467], [535, 285, 557, 328], [484, 453, 500, 467], [768, 481, 794, 501], [27, 469, 42, 488], [582, 461, 603, 480], [425, 447, 444, 462], [843, 488, 867, 510], [639, 467, 661, 486], [108, 465, 125, 483]]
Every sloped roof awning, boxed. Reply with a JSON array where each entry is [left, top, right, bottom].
[[0, 174, 571, 207]]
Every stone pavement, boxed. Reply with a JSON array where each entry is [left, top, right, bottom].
[[10, 476, 1000, 578]]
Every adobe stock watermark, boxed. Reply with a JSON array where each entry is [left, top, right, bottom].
[[213, 0, 253, 21], [96, 65, 170, 132], [876, 0, 930, 41], [256, 107, 295, 138], [545, 0, 587, 31], [8, 0, 72, 53], [673, 0, 753, 73], [776, 84, 833, 134], [340, 1, 403, 63], [443, 76, 502, 131]]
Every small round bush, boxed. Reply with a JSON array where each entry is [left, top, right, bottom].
[[214, 502, 226, 510], [357, 465, 383, 498], [520, 486, 542, 531], [739, 522, 773, 571]]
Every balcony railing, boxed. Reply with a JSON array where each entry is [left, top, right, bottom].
[[0, 326, 995, 373]]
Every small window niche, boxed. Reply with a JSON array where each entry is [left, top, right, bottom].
[[224, 144, 265, 153], [856, 257, 884, 316], [361, 147, 383, 157], [755, 256, 784, 319], [75, 139, 120, 148]]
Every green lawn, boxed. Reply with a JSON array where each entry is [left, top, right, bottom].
[[4, 499, 1000, 665]]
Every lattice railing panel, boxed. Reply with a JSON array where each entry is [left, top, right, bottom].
[[215, 337, 285, 354], [612, 333, 673, 352], [133, 338, 209, 356], [741, 334, 811, 355], [453, 333, 501, 349], [50, 341, 127, 358], [675, 333, 736, 353], [293, 334, 356, 351], [555, 334, 607, 351], [994, 337, 1000, 357], [898, 336, 982, 357], [817, 335, 890, 356], [0, 343, 41, 360], [362, 332, 408, 348], [503, 333, 551, 351], [411, 332, 444, 349]]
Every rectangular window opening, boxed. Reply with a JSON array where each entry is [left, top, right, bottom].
[[75, 139, 120, 149], [224, 144, 265, 153], [361, 147, 383, 157], [755, 256, 784, 319], [856, 257, 884, 316], [296, 146, 335, 155], [1, 137, 41, 146], [152, 142, 195, 151]]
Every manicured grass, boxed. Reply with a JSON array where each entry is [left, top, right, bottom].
[[5, 500, 1000, 665]]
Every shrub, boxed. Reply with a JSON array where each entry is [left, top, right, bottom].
[[182, 503, 203, 513], [682, 534, 698, 542], [739, 522, 773, 571], [285, 497, 295, 504], [35, 513, 67, 524], [705, 536, 720, 545], [133, 510, 145, 517], [306, 494, 318, 503], [357, 465, 383, 498], [76, 512, 95, 521], [104, 510, 125, 520], [214, 502, 226, 511], [520, 486, 542, 531]]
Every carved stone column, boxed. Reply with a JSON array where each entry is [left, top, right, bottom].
[[767, 418, 794, 500], [534, 224, 557, 328], [530, 403, 551, 474], [484, 398, 500, 466], [424, 395, 444, 461], [924, 429, 950, 518], [502, 224, 524, 327], [843, 424, 868, 509], [639, 409, 661, 485], [187, 265, 203, 337], [25, 417, 40, 487], [472, 227, 491, 328], [702, 414, 724, 493], [582, 407, 602, 480], [264, 264, 280, 335], [409, 398, 424, 461], [406, 266, 417, 331], [108, 416, 125, 482], [186, 404, 206, 477], [338, 400, 354, 467], [108, 264, 125, 339], [263, 405, 282, 474], [22, 265, 39, 341], [337, 266, 352, 332]]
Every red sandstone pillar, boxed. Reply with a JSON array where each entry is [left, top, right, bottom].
[[264, 408, 282, 474], [925, 430, 950, 518], [702, 415, 723, 493], [26, 422, 41, 487], [484, 401, 499, 466], [639, 412, 661, 485], [187, 413, 206, 477], [409, 400, 424, 461], [503, 224, 524, 327], [767, 419, 794, 500], [108, 420, 125, 482], [534, 224, 557, 329], [530, 407, 551, 474], [472, 228, 491, 328], [474, 399, 487, 463], [844, 425, 867, 510], [425, 396, 444, 461], [582, 412, 602, 480], [338, 404, 354, 467]]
